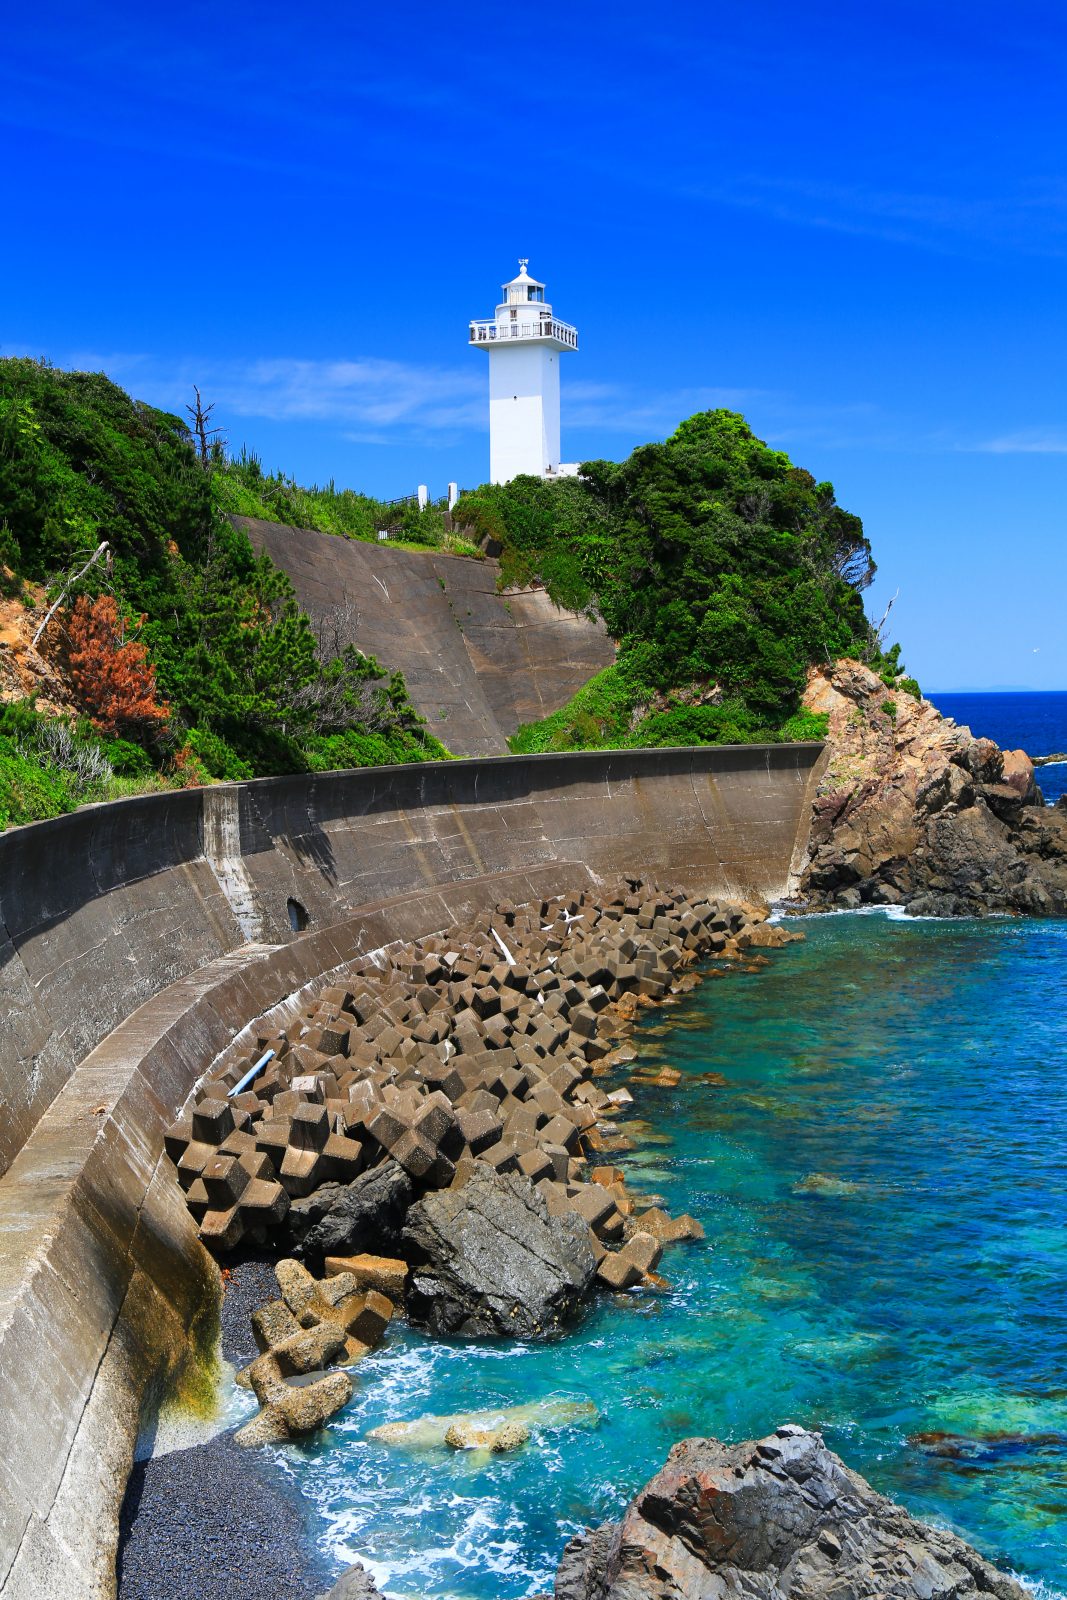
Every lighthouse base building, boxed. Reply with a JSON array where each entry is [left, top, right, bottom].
[[470, 262, 579, 484]]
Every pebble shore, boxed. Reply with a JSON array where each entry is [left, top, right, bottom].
[[117, 1256, 337, 1600]]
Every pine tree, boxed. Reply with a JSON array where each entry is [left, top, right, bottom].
[[67, 595, 170, 739]]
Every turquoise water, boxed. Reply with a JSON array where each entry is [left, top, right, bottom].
[[275, 913, 1067, 1597]]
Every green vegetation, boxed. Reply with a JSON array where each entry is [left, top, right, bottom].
[[216, 448, 483, 558], [0, 358, 448, 826], [0, 701, 170, 829], [457, 411, 915, 751], [0, 359, 916, 824]]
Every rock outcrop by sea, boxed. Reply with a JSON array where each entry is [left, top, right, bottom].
[[553, 1425, 1026, 1600], [799, 660, 1067, 916], [403, 1163, 596, 1336]]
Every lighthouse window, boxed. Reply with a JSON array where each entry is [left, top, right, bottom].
[[528, 287, 544, 302]]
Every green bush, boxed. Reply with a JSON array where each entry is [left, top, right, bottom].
[[100, 736, 154, 776], [0, 744, 74, 828], [778, 709, 830, 742], [303, 726, 449, 770], [508, 666, 638, 753], [466, 410, 879, 748], [632, 701, 767, 747], [182, 727, 253, 781]]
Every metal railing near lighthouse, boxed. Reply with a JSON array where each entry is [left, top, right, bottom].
[[469, 316, 579, 349]]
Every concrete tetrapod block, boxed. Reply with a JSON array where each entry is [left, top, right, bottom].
[[631, 1206, 706, 1243], [251, 1298, 302, 1352], [235, 1370, 354, 1447], [596, 1229, 664, 1291], [324, 1254, 408, 1299], [242, 1324, 349, 1398]]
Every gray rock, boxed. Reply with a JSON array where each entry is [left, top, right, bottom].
[[402, 1163, 595, 1337], [300, 1160, 414, 1268], [555, 1425, 1027, 1600], [317, 1563, 386, 1600]]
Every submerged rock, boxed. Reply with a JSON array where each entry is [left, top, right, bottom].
[[367, 1397, 598, 1450], [910, 1428, 1067, 1462], [402, 1164, 596, 1337], [554, 1425, 1027, 1600], [793, 1172, 860, 1197], [444, 1418, 531, 1452], [316, 1563, 386, 1600]]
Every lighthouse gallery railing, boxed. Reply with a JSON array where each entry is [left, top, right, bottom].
[[469, 317, 578, 349]]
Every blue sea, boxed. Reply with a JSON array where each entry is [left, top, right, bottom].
[[262, 693, 1067, 1598]]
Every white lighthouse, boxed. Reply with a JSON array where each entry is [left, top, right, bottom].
[[469, 260, 579, 484]]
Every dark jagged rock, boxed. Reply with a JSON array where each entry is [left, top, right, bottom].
[[281, 1181, 346, 1253], [402, 1163, 596, 1337], [298, 1160, 414, 1268], [316, 1562, 386, 1599], [554, 1425, 1026, 1600], [799, 660, 1067, 916]]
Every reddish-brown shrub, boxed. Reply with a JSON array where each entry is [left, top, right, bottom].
[[171, 743, 207, 787], [67, 594, 170, 738]]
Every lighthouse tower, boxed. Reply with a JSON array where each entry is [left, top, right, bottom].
[[469, 261, 579, 484]]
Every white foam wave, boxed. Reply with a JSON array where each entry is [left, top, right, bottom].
[[1014, 1578, 1067, 1600]]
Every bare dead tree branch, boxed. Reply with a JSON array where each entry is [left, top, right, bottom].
[[186, 386, 225, 465], [312, 598, 363, 661], [863, 588, 900, 662], [873, 588, 899, 646], [32, 541, 111, 648]]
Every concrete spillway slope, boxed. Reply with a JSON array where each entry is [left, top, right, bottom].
[[236, 516, 616, 755]]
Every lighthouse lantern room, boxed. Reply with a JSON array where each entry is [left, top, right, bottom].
[[469, 261, 578, 484]]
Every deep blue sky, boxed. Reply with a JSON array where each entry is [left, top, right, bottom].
[[5, 0, 1066, 689]]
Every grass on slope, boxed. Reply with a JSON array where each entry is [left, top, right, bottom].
[[507, 664, 829, 753], [216, 449, 484, 559]]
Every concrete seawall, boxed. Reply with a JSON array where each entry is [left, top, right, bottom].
[[0, 744, 821, 1597]]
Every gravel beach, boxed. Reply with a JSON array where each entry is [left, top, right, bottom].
[[117, 1256, 337, 1600]]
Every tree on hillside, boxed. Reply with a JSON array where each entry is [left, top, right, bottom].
[[186, 386, 225, 466], [457, 409, 881, 747], [67, 594, 170, 739]]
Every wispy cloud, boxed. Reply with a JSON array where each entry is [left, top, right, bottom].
[[563, 381, 770, 435], [57, 350, 486, 442], [564, 381, 887, 454], [971, 430, 1067, 455], [30, 344, 1026, 463]]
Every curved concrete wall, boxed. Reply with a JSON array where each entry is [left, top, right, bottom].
[[0, 745, 821, 1180], [0, 742, 825, 1184], [0, 864, 596, 1600], [0, 742, 821, 1598], [236, 516, 616, 755]]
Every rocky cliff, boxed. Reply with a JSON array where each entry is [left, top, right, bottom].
[[554, 1426, 1025, 1600], [797, 660, 1067, 916]]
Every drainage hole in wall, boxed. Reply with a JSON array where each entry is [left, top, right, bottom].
[[287, 898, 309, 932]]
